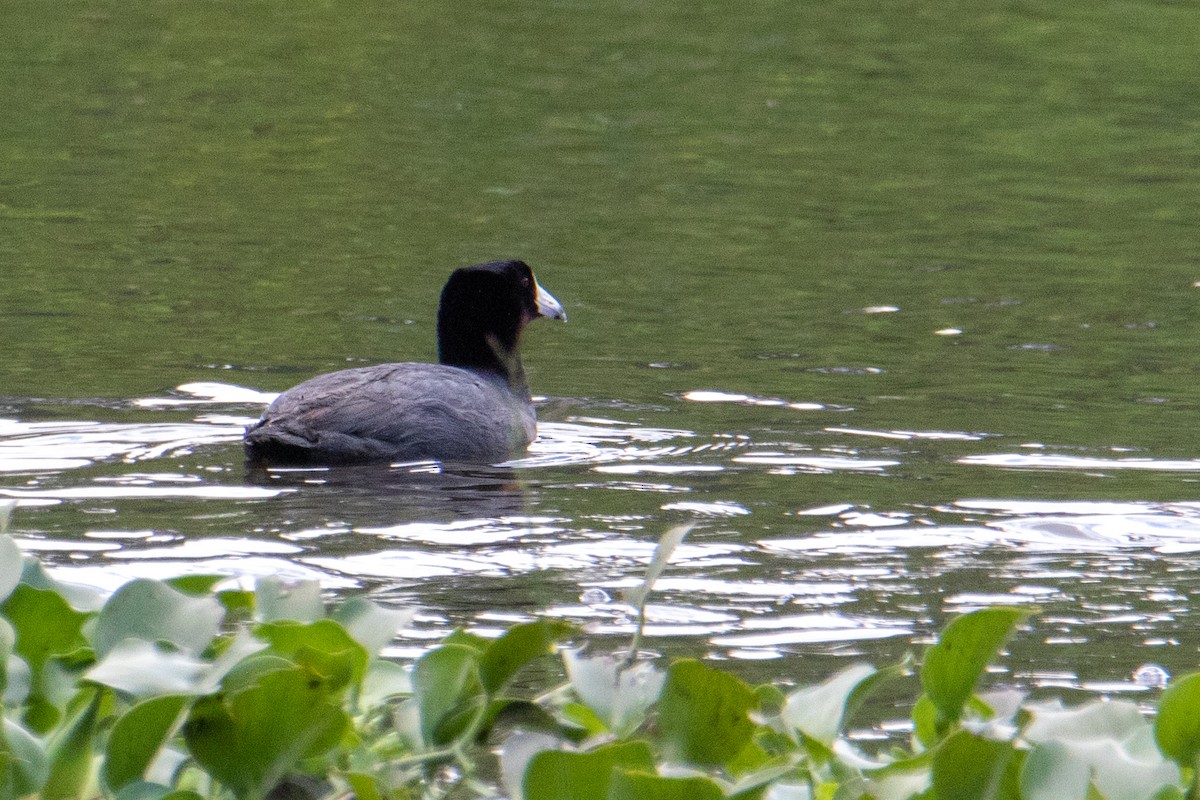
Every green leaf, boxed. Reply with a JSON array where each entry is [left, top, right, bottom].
[[256, 577, 323, 622], [0, 535, 25, 604], [255, 620, 366, 693], [343, 772, 386, 800], [184, 666, 348, 800], [658, 659, 757, 767], [921, 607, 1028, 728], [113, 782, 177, 800], [480, 619, 576, 695], [3, 584, 90, 673], [103, 695, 188, 792], [411, 644, 480, 746], [561, 703, 608, 737], [1024, 699, 1180, 800], [564, 650, 665, 737], [86, 639, 208, 697], [215, 589, 256, 624], [607, 769, 724, 800], [0, 616, 15, 701], [114, 784, 205, 800], [332, 597, 415, 657], [912, 693, 939, 747], [359, 659, 412, 708], [43, 687, 103, 800], [93, 579, 224, 658], [1156, 673, 1200, 768], [932, 730, 1016, 800], [3, 583, 92, 729], [165, 575, 226, 596], [0, 716, 49, 797], [782, 662, 876, 746], [1020, 741, 1091, 800], [624, 522, 694, 610], [524, 740, 655, 800], [443, 629, 490, 653], [17, 559, 103, 611]]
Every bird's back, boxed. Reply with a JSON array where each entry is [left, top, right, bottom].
[[244, 362, 536, 465]]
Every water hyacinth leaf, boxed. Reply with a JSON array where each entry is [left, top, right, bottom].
[[1039, 735, 1177, 800], [256, 577, 324, 623], [112, 782, 177, 800], [103, 694, 188, 792], [254, 620, 364, 691], [210, 653, 293, 695], [359, 659, 412, 708], [500, 732, 562, 800], [43, 688, 103, 800], [86, 639, 208, 697], [114, 784, 205, 800], [856, 766, 933, 800], [0, 535, 24, 604], [480, 619, 576, 695], [1024, 698, 1146, 743], [332, 597, 415, 657], [911, 694, 939, 747], [215, 588, 255, 623], [184, 666, 349, 800], [931, 730, 1016, 800], [3, 585, 90, 672], [523, 740, 655, 800], [0, 716, 49, 797], [1156, 672, 1200, 768], [342, 773, 386, 800], [93, 579, 223, 659], [3, 583, 91, 727], [624, 522, 694, 611], [560, 702, 607, 737], [1020, 741, 1093, 800], [411, 643, 480, 746], [444, 629, 490, 653], [563, 649, 665, 736], [17, 559, 103, 612], [608, 769, 724, 800], [1024, 698, 1180, 800], [726, 764, 806, 798], [0, 616, 14, 700], [921, 607, 1027, 727], [193, 630, 269, 694], [747, 783, 812, 800], [165, 575, 226, 596], [782, 663, 876, 746], [658, 659, 757, 767]]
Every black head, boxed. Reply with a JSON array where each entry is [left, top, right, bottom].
[[436, 260, 565, 387]]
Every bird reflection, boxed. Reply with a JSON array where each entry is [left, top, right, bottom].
[[244, 460, 529, 519]]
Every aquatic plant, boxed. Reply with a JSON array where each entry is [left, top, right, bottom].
[[0, 521, 1194, 800]]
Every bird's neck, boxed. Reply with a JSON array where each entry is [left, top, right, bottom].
[[438, 330, 529, 397]]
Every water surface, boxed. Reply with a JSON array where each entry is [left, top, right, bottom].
[[4, 0, 1200, 721]]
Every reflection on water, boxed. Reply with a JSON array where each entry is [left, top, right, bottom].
[[3, 382, 1200, 699]]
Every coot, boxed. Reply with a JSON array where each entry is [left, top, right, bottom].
[[244, 260, 565, 465]]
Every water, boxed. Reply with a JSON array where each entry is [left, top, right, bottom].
[[4, 0, 1200, 716]]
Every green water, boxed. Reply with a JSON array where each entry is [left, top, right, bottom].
[[4, 0, 1200, 697]]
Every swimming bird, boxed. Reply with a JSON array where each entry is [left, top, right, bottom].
[[243, 259, 565, 466]]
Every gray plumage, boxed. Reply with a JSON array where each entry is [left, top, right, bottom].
[[244, 363, 535, 464], [243, 259, 565, 466]]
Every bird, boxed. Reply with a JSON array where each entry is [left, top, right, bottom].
[[243, 259, 565, 466]]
